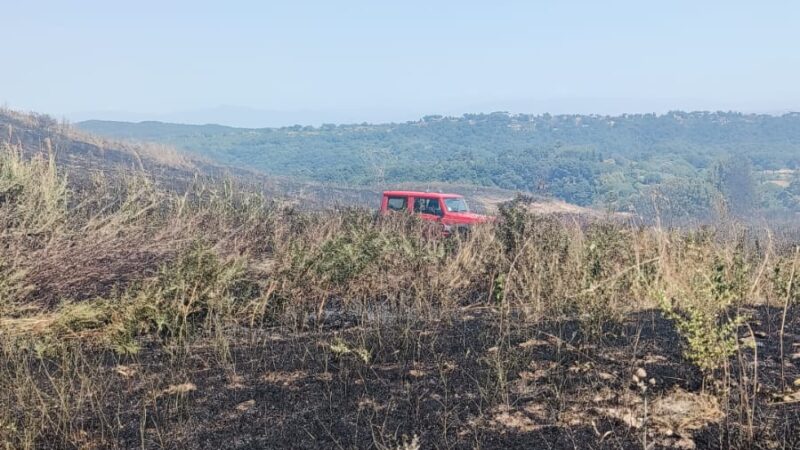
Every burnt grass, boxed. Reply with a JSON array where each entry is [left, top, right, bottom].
[[16, 305, 800, 449]]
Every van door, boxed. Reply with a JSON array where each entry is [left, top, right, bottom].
[[413, 197, 444, 222]]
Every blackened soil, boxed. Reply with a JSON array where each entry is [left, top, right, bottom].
[[15, 306, 800, 449]]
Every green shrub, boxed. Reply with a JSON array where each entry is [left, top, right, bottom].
[[113, 243, 248, 344], [660, 295, 745, 375], [770, 252, 800, 304], [658, 251, 750, 376]]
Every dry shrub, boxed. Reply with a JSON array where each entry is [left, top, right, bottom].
[[489, 202, 660, 335], [0, 142, 67, 236], [0, 337, 119, 449], [440, 223, 504, 304]]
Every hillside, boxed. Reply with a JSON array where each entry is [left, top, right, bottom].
[[3, 127, 800, 448], [79, 111, 800, 218], [0, 109, 382, 209], [1, 109, 201, 187]]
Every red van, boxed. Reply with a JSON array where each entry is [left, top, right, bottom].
[[380, 190, 492, 233]]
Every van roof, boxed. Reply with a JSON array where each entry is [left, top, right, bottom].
[[382, 190, 463, 199]]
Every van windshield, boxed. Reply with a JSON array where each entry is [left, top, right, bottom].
[[444, 198, 469, 213]]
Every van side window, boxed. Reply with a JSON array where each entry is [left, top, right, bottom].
[[413, 198, 442, 216], [413, 198, 425, 213], [387, 196, 407, 211]]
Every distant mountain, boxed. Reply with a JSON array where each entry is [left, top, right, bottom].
[[65, 98, 800, 129], [67, 105, 429, 128]]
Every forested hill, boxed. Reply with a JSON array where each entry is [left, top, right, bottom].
[[78, 111, 800, 218]]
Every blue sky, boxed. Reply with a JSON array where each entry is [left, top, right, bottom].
[[2, 1, 799, 125]]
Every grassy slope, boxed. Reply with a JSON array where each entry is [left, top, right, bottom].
[[1, 109, 201, 185], [2, 113, 800, 448], [0, 109, 386, 210]]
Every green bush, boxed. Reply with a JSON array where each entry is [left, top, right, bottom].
[[114, 243, 248, 343], [658, 250, 750, 376]]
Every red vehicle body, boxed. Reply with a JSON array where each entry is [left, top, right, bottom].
[[380, 190, 492, 233]]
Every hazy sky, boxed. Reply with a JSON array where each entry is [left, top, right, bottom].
[[2, 1, 799, 125]]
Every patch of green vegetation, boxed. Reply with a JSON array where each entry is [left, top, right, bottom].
[[113, 243, 250, 344], [658, 238, 752, 376]]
